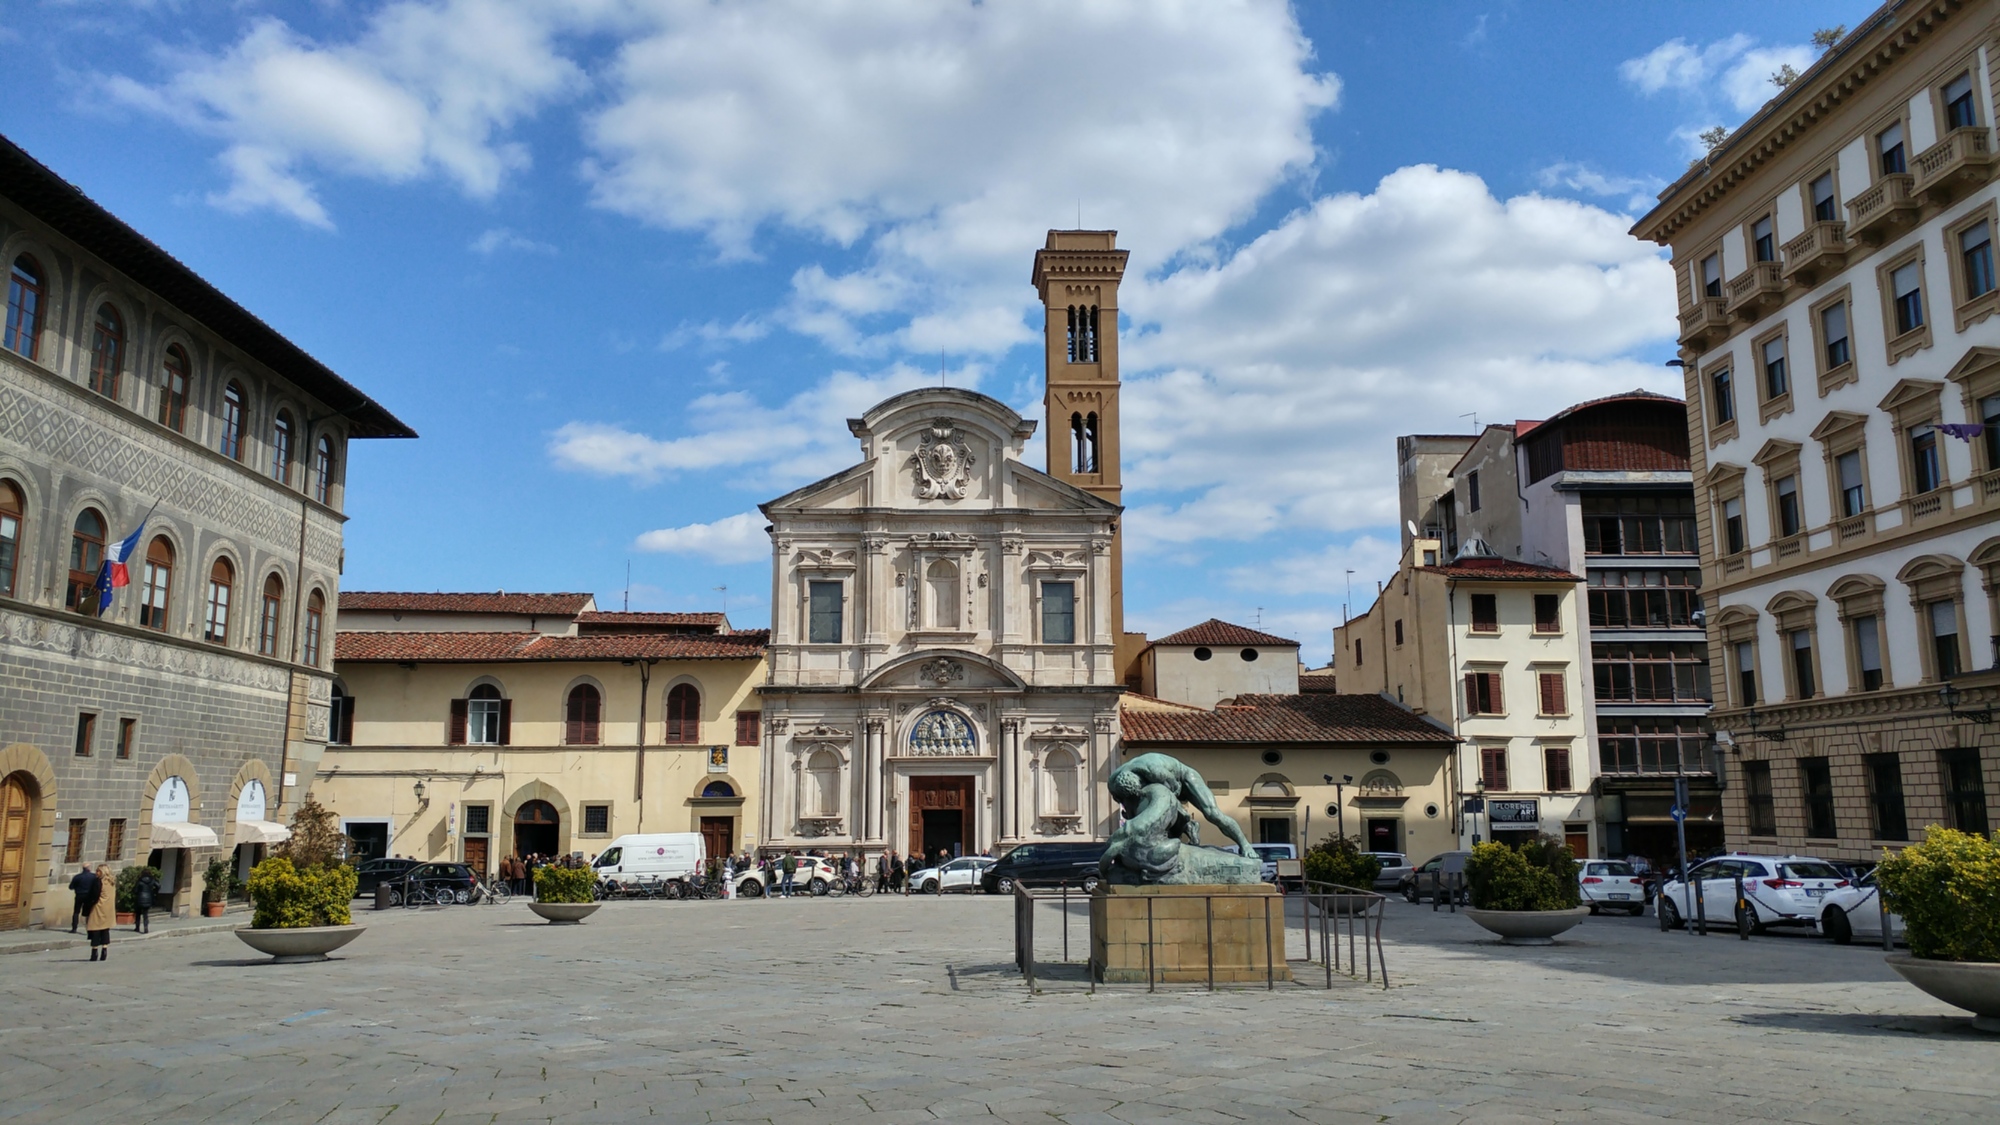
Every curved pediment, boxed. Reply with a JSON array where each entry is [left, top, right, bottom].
[[860, 649, 1028, 693]]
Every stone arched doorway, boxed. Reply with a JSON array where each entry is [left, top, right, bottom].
[[1, 771, 42, 931], [514, 800, 560, 858]]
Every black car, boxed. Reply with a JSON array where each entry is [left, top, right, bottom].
[[397, 862, 478, 905], [352, 857, 420, 897], [980, 841, 1108, 894]]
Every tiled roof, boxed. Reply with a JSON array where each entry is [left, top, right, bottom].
[[1152, 619, 1299, 647], [1299, 672, 1338, 694], [1121, 693, 1453, 746], [1417, 557, 1581, 582], [575, 611, 728, 627], [335, 630, 768, 663], [1119, 692, 1211, 714], [338, 592, 596, 615]]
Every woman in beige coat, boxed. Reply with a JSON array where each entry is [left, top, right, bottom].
[[85, 864, 115, 961]]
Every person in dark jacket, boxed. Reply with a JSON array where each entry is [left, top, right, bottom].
[[132, 868, 159, 933], [69, 866, 100, 933]]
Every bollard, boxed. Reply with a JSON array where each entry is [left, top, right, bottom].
[[1878, 879, 1893, 952], [1735, 873, 1750, 940], [375, 881, 392, 911], [1693, 874, 1707, 936]]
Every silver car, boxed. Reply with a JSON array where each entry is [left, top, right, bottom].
[[1366, 852, 1410, 892]]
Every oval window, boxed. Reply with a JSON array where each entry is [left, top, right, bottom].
[[1241, 648, 1259, 661], [1370, 750, 1390, 765], [1260, 750, 1283, 766], [1193, 647, 1212, 661]]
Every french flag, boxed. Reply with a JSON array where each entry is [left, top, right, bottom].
[[95, 521, 148, 613]]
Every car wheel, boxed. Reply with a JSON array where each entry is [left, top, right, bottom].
[[1822, 907, 1853, 945], [920, 879, 939, 895], [1403, 885, 1419, 904], [738, 879, 764, 898], [387, 888, 403, 906], [453, 888, 472, 905], [1737, 902, 1766, 936], [1081, 876, 1101, 894], [1628, 904, 1645, 917], [1587, 903, 1600, 916], [995, 876, 1015, 895], [809, 878, 830, 897], [1661, 898, 1683, 930]]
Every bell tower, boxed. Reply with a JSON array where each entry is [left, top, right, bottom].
[[1032, 230, 1142, 678]]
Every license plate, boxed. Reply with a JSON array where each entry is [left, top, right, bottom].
[[1805, 888, 1825, 897], [1608, 893, 1630, 900]]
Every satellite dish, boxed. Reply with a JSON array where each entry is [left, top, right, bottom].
[[1406, 519, 1419, 538]]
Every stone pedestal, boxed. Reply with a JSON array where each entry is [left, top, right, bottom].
[[1090, 884, 1291, 984]]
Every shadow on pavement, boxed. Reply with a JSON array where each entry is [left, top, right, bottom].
[[1726, 1010, 1984, 1038]]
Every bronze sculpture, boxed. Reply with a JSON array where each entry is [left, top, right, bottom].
[[1099, 752, 1263, 885]]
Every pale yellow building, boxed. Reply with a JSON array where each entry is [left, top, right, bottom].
[[314, 593, 768, 870]]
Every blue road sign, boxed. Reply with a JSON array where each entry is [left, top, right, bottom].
[[1670, 805, 1687, 822]]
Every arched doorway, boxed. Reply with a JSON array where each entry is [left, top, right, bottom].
[[1, 772, 39, 931], [514, 799, 559, 858]]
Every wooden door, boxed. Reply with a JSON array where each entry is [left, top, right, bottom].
[[1, 774, 36, 930], [463, 836, 489, 876], [1565, 830, 1590, 860], [906, 776, 973, 859], [700, 817, 733, 859]]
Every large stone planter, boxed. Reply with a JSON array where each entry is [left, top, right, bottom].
[[234, 924, 365, 963], [1462, 906, 1590, 945], [1886, 954, 2000, 1032], [529, 901, 600, 924]]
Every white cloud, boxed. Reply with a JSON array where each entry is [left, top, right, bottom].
[[1619, 34, 1818, 156], [101, 1, 582, 225], [633, 511, 769, 564], [1536, 161, 1665, 213], [470, 227, 557, 255], [658, 317, 770, 351], [1224, 535, 1402, 600]]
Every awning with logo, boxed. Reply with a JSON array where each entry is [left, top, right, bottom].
[[234, 819, 292, 845], [150, 822, 220, 849]]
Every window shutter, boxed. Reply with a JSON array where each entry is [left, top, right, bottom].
[[1464, 673, 1478, 714], [1539, 672, 1564, 716], [1488, 673, 1503, 714], [448, 699, 467, 745], [498, 699, 512, 746]]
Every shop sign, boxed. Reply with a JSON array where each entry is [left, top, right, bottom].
[[236, 780, 267, 822], [1487, 798, 1540, 824], [153, 776, 191, 824]]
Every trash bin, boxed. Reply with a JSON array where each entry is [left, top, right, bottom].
[[375, 881, 392, 911]]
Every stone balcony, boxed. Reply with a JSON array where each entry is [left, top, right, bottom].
[[1677, 297, 1729, 350], [1845, 174, 1918, 247], [1913, 126, 1993, 205], [1781, 221, 1849, 287], [1725, 261, 1785, 321]]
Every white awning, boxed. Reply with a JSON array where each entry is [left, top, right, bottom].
[[234, 819, 292, 845], [150, 822, 220, 849]]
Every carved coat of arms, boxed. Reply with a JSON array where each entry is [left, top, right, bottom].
[[911, 419, 974, 500]]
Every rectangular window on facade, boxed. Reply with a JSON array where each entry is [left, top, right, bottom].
[[74, 712, 94, 757], [1467, 471, 1481, 512], [1393, 619, 1404, 646], [1821, 301, 1851, 369], [1463, 671, 1503, 715], [1911, 424, 1942, 492], [1701, 254, 1723, 297], [1929, 599, 1962, 678], [582, 804, 611, 836], [1891, 261, 1925, 335], [1752, 215, 1775, 262], [1537, 671, 1567, 716], [1790, 629, 1815, 698], [1943, 749, 1989, 836], [1810, 172, 1837, 222], [1744, 761, 1776, 835], [1544, 745, 1572, 792], [1479, 745, 1509, 791], [105, 819, 124, 862], [1734, 640, 1757, 705], [1592, 642, 1711, 703], [1533, 594, 1561, 633], [1040, 581, 1076, 645], [735, 710, 760, 746], [1712, 367, 1736, 424], [1878, 121, 1906, 174], [1722, 497, 1745, 554], [465, 805, 490, 835], [1761, 338, 1788, 399], [1962, 220, 1995, 299], [1836, 450, 1866, 517], [1598, 717, 1706, 775], [65, 819, 85, 864], [117, 717, 135, 759], [1774, 475, 1800, 537], [807, 580, 843, 644], [1853, 614, 1884, 691], [1802, 758, 1837, 838], [1944, 71, 1978, 129], [1587, 571, 1703, 629], [1983, 393, 2000, 472], [1469, 593, 1498, 633], [1353, 640, 1362, 665], [1866, 754, 1908, 841]]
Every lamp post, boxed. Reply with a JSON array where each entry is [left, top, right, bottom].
[[1324, 774, 1354, 843], [1941, 679, 1994, 724]]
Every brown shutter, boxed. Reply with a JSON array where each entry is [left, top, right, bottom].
[[498, 699, 512, 746], [1539, 672, 1564, 716], [1487, 673, 1503, 715], [449, 699, 467, 745], [1464, 673, 1478, 714]]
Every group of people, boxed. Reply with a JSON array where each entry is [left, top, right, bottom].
[[66, 863, 159, 961], [495, 852, 585, 895]]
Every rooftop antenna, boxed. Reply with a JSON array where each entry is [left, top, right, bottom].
[[713, 584, 728, 614], [623, 560, 630, 612], [1254, 606, 1264, 628], [941, 350, 946, 388], [1460, 411, 1478, 432], [1344, 569, 1355, 625]]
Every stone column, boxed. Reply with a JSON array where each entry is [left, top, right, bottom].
[[998, 718, 1017, 842], [1093, 715, 1114, 837], [865, 718, 885, 842]]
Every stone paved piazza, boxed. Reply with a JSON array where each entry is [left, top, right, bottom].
[[3, 894, 1995, 1124]]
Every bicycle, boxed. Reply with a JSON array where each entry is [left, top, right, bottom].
[[474, 877, 511, 905]]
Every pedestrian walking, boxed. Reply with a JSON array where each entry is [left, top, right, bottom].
[[875, 851, 890, 894], [68, 866, 99, 933], [132, 867, 158, 933], [85, 864, 114, 962], [890, 852, 906, 894], [722, 856, 736, 899], [779, 852, 798, 898]]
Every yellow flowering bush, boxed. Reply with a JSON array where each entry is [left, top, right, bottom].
[[1876, 828, 2000, 962], [534, 864, 596, 904], [1465, 837, 1580, 911], [246, 856, 357, 929]]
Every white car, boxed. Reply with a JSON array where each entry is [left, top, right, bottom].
[[1578, 860, 1647, 915], [1816, 869, 1905, 945], [739, 856, 841, 897], [1657, 854, 1849, 933], [909, 855, 996, 894], [1367, 852, 1412, 893]]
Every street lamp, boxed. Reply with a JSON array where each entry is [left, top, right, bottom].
[[413, 777, 428, 804], [1940, 680, 1994, 724], [1324, 774, 1354, 842]]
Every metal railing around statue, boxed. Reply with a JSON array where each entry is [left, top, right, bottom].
[[1012, 880, 1389, 992]]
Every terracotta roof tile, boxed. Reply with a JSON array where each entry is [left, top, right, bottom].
[[575, 611, 728, 627], [1152, 619, 1299, 647], [1299, 672, 1338, 694], [1120, 693, 1453, 746], [339, 592, 596, 615], [1417, 558, 1581, 582], [335, 630, 767, 663]]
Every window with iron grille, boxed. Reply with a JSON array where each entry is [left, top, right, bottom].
[[583, 804, 611, 835], [1744, 761, 1776, 836], [1801, 758, 1837, 839], [1865, 754, 1907, 841], [1943, 749, 1988, 836], [105, 819, 125, 861], [65, 818, 85, 863], [74, 713, 95, 757], [465, 805, 490, 835]]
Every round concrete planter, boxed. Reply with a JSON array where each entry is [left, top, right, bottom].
[[1886, 954, 2000, 1032], [1462, 906, 1590, 945], [529, 901, 600, 924], [234, 924, 365, 963]]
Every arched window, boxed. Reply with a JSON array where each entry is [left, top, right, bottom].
[[90, 305, 123, 398], [313, 436, 336, 504], [204, 557, 234, 643], [219, 382, 245, 460], [5, 255, 43, 359], [808, 749, 841, 817], [0, 481, 22, 597], [139, 536, 174, 630], [1084, 412, 1099, 473], [271, 410, 294, 485], [1065, 304, 1100, 363], [67, 509, 106, 614], [927, 558, 959, 629], [565, 684, 602, 745], [1045, 746, 1081, 817], [701, 780, 736, 798], [465, 683, 504, 745], [302, 590, 324, 665], [665, 683, 701, 744], [158, 345, 190, 432], [1070, 412, 1087, 473], [258, 573, 283, 656]]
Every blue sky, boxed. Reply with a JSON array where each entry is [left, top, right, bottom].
[[0, 1, 1879, 661]]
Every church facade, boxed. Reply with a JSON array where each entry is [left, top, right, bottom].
[[755, 230, 1137, 859]]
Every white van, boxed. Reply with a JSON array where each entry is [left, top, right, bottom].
[[591, 833, 704, 888]]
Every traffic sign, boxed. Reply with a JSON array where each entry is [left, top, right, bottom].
[[1669, 805, 1686, 822]]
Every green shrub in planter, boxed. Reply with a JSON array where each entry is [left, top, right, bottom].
[[1876, 828, 2000, 963], [1302, 835, 1382, 889], [204, 855, 234, 903], [535, 864, 596, 904], [1465, 837, 1580, 911], [115, 865, 160, 913], [246, 857, 357, 929]]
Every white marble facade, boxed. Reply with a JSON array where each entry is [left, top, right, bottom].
[[758, 388, 1123, 856]]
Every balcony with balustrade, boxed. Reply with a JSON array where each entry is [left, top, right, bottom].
[[1845, 174, 1918, 247], [1724, 261, 1785, 322], [1913, 126, 1993, 205], [1678, 297, 1729, 350], [1781, 221, 1849, 287]]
